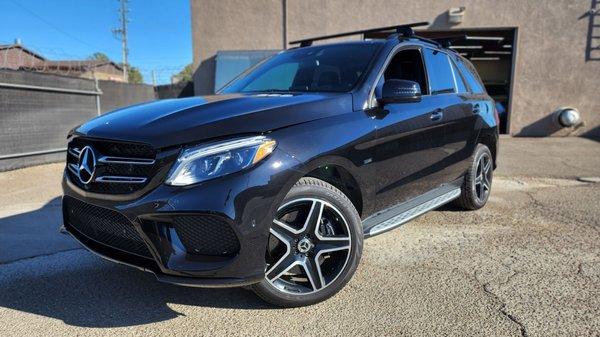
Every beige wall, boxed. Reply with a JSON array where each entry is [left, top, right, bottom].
[[191, 0, 284, 94], [80, 70, 125, 82], [191, 0, 600, 137]]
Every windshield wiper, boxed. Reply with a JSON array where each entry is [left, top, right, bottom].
[[244, 89, 292, 93]]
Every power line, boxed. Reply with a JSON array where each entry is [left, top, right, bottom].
[[8, 0, 101, 51]]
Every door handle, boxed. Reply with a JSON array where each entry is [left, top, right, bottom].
[[473, 103, 481, 114], [430, 109, 443, 121]]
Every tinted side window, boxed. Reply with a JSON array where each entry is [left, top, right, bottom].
[[381, 49, 429, 95], [450, 59, 468, 93], [456, 58, 486, 94], [423, 49, 455, 94]]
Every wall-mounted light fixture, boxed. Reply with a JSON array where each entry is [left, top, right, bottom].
[[448, 7, 466, 24], [555, 107, 582, 127]]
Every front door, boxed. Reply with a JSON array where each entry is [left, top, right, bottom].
[[370, 47, 449, 211], [372, 95, 449, 210]]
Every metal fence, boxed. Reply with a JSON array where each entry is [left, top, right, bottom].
[[155, 81, 194, 99], [0, 69, 155, 171]]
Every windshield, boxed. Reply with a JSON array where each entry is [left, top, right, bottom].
[[220, 43, 383, 94]]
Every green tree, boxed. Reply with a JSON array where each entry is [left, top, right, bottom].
[[127, 66, 143, 84], [88, 52, 110, 62], [174, 63, 194, 82]]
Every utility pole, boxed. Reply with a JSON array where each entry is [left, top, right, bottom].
[[152, 70, 157, 86], [282, 0, 287, 49], [112, 0, 129, 82]]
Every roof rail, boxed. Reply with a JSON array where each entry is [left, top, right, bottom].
[[289, 22, 430, 47], [423, 33, 468, 48]]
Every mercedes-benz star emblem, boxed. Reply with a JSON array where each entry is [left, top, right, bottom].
[[297, 238, 313, 254], [77, 146, 96, 185]]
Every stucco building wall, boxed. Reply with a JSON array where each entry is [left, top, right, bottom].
[[191, 0, 600, 137]]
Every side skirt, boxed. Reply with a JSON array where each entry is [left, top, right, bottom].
[[362, 184, 461, 238]]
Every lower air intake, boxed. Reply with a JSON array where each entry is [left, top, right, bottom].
[[63, 196, 152, 258], [172, 215, 240, 257]]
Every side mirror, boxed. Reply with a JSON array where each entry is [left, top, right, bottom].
[[378, 79, 422, 105]]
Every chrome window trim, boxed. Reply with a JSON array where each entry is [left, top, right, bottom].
[[447, 54, 460, 93]]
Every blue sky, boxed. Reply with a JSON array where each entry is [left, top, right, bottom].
[[0, 0, 192, 84]]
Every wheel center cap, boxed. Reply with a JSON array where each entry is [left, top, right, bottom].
[[297, 238, 313, 253]]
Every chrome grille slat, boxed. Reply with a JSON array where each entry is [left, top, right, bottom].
[[98, 156, 155, 165], [67, 163, 78, 175], [68, 148, 81, 158], [95, 176, 147, 184]]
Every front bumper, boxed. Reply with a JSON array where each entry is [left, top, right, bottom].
[[62, 148, 302, 287]]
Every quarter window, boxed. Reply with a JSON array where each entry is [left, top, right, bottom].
[[423, 49, 456, 94], [455, 58, 486, 94], [450, 59, 468, 93]]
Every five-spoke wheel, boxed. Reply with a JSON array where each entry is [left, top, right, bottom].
[[474, 152, 492, 203], [454, 143, 494, 210], [266, 198, 352, 294], [252, 177, 362, 307]]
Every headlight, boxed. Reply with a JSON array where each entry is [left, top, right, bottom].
[[165, 136, 277, 186]]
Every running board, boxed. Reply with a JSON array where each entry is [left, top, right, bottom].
[[363, 187, 461, 238]]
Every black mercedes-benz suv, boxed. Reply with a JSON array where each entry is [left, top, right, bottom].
[[62, 23, 498, 307]]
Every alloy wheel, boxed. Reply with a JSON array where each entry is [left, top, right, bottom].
[[474, 153, 492, 203], [265, 198, 352, 295]]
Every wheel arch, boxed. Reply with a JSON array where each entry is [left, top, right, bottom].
[[477, 130, 498, 168], [280, 155, 367, 217], [304, 165, 363, 217]]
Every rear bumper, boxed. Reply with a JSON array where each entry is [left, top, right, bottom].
[[61, 147, 302, 287]]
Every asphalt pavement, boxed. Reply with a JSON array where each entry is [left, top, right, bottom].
[[0, 137, 598, 336]]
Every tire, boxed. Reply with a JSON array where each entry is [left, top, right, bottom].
[[251, 177, 363, 307], [454, 144, 494, 210]]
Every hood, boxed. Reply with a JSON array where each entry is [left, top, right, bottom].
[[75, 93, 352, 148]]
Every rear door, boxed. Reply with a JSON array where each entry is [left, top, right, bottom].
[[420, 48, 476, 187], [446, 54, 488, 179]]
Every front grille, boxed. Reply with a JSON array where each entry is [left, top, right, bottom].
[[172, 215, 240, 257], [66, 137, 161, 194], [64, 196, 152, 258]]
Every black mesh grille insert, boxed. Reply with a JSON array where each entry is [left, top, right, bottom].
[[70, 138, 156, 158], [172, 215, 240, 257], [64, 196, 152, 258]]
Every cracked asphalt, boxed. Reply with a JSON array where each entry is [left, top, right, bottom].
[[0, 137, 598, 336]]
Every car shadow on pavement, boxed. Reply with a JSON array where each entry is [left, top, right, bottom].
[[0, 252, 272, 328], [0, 197, 80, 264], [0, 197, 273, 328], [436, 203, 464, 212]]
